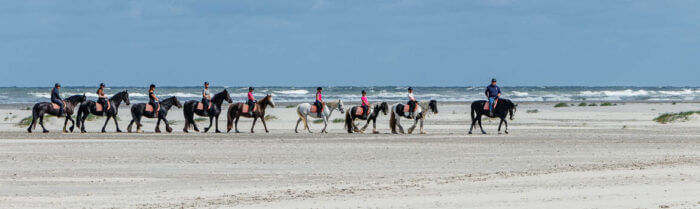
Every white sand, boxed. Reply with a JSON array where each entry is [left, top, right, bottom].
[[0, 102, 698, 208]]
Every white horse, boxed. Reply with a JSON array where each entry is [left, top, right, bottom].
[[389, 100, 438, 134], [295, 100, 345, 133]]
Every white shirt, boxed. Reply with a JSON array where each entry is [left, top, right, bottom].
[[408, 93, 415, 101]]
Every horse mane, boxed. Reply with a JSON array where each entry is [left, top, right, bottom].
[[326, 100, 340, 109], [110, 91, 127, 100], [65, 94, 85, 103], [212, 89, 229, 103], [160, 96, 177, 105]]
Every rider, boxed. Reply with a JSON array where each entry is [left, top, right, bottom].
[[407, 87, 417, 118], [315, 87, 324, 117], [148, 84, 160, 118], [485, 78, 502, 117], [247, 87, 256, 116], [51, 83, 65, 117], [97, 83, 108, 112], [202, 82, 211, 112], [361, 90, 370, 117]]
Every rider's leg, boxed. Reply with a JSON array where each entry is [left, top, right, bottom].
[[315, 101, 323, 117], [489, 97, 495, 116], [248, 100, 255, 116]]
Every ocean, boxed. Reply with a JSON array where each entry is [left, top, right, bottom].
[[0, 86, 698, 104]]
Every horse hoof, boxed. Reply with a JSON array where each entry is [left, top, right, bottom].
[[420, 131, 427, 134], [69, 127, 74, 132], [373, 131, 379, 134], [194, 128, 200, 132], [498, 132, 502, 134], [117, 130, 122, 133], [468, 131, 472, 134], [481, 132, 487, 134], [63, 130, 68, 133], [166, 127, 173, 133], [235, 131, 240, 133], [101, 130, 106, 133], [183, 129, 188, 133], [216, 130, 221, 133], [250, 131, 255, 133], [43, 130, 49, 133], [155, 130, 161, 133], [505, 131, 509, 134]]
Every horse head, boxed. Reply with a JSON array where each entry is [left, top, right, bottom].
[[377, 102, 388, 115], [428, 100, 438, 114], [173, 96, 183, 108], [223, 89, 233, 103], [123, 90, 130, 105], [337, 100, 345, 114], [260, 94, 275, 108]]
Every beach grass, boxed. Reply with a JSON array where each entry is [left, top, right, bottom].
[[554, 102, 569, 108], [578, 102, 587, 106], [312, 118, 344, 124], [285, 105, 296, 108], [588, 103, 598, 106], [653, 111, 700, 124], [194, 117, 208, 122], [526, 109, 539, 113], [600, 102, 615, 106], [264, 115, 278, 121]]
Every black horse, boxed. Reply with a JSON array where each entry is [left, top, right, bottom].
[[76, 91, 130, 133], [27, 94, 86, 133], [182, 89, 232, 133], [127, 96, 182, 133], [468, 98, 517, 134], [344, 102, 388, 133]]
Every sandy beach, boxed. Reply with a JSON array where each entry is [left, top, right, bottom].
[[0, 102, 698, 208]]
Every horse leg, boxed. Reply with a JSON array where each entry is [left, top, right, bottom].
[[203, 116, 213, 133], [101, 116, 111, 133], [478, 116, 486, 134], [504, 119, 509, 134], [360, 118, 370, 132], [295, 118, 301, 133], [396, 117, 405, 134], [372, 118, 379, 134], [163, 117, 173, 133], [498, 118, 504, 134], [419, 119, 426, 134], [249, 116, 257, 133], [215, 115, 221, 133], [305, 115, 312, 133], [234, 116, 241, 133], [468, 116, 476, 134], [127, 120, 134, 133], [261, 117, 269, 133], [113, 114, 122, 133], [136, 117, 143, 133], [63, 116, 69, 133], [39, 114, 48, 133], [408, 118, 418, 134], [27, 114, 36, 133], [192, 116, 200, 132], [80, 113, 88, 133], [67, 116, 76, 132], [155, 118, 162, 133], [321, 117, 328, 133]]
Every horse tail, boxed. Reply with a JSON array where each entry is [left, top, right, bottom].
[[389, 109, 397, 134], [183, 102, 194, 130], [344, 111, 353, 133], [470, 104, 476, 122], [75, 104, 84, 128], [296, 107, 308, 130], [30, 104, 40, 130]]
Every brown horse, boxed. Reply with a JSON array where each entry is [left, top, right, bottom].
[[226, 94, 275, 133], [27, 94, 86, 133]]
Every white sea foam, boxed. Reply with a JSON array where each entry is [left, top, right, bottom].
[[579, 89, 649, 97], [511, 91, 529, 96], [274, 90, 309, 95]]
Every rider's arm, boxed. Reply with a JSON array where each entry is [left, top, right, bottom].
[[497, 86, 502, 97]]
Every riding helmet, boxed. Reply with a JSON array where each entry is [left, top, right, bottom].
[[362, 90, 366, 94], [150, 84, 156, 89], [100, 83, 105, 87], [204, 81, 209, 86], [317, 87, 322, 91], [55, 83, 61, 87], [408, 87, 413, 91], [491, 78, 497, 82], [249, 87, 254, 91]]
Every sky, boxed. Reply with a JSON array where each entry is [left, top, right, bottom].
[[1, 0, 699, 87]]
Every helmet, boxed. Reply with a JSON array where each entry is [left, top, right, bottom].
[[249, 87, 254, 91], [361, 90, 366, 94], [491, 78, 497, 82], [150, 84, 156, 89], [55, 83, 61, 87], [204, 81, 209, 85], [408, 87, 413, 91], [100, 83, 105, 87], [317, 87, 322, 91]]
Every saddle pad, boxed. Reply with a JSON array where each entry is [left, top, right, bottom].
[[241, 104, 258, 113], [484, 99, 498, 110], [310, 105, 323, 113], [196, 102, 212, 110], [355, 107, 365, 116], [403, 104, 417, 112], [96, 103, 103, 112], [51, 102, 61, 110], [146, 104, 160, 113]]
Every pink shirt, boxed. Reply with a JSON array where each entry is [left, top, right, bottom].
[[361, 96, 369, 106], [248, 92, 255, 100], [316, 92, 322, 101]]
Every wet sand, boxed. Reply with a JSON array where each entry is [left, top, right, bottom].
[[0, 102, 699, 208]]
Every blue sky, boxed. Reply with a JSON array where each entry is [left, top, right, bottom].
[[1, 0, 699, 87]]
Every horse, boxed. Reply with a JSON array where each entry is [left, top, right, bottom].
[[182, 89, 232, 133], [127, 96, 182, 133], [76, 91, 130, 133], [344, 102, 388, 133], [468, 98, 517, 134], [226, 94, 275, 133], [27, 94, 86, 133], [389, 100, 438, 134], [294, 99, 345, 133]]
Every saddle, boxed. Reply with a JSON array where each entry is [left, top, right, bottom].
[[354, 106, 369, 116], [310, 105, 324, 113], [484, 99, 498, 110], [51, 102, 63, 110], [95, 101, 111, 112], [241, 104, 258, 113], [403, 103, 418, 112], [145, 104, 160, 114], [196, 102, 212, 111]]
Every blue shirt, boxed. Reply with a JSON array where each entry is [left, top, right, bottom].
[[51, 88, 62, 102], [485, 85, 501, 98]]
